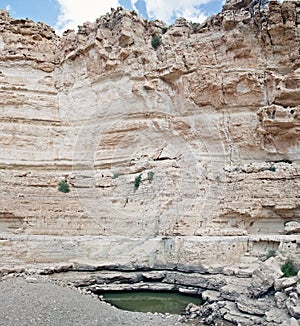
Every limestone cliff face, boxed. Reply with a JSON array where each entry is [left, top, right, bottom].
[[0, 0, 299, 267]]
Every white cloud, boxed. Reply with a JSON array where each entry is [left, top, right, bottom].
[[5, 4, 11, 11], [55, 0, 120, 34], [132, 0, 211, 24], [180, 8, 208, 24], [54, 0, 216, 35]]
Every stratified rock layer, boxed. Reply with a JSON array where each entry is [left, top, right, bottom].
[[0, 1, 299, 272]]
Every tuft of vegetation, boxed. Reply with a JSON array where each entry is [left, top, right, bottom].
[[162, 26, 168, 34], [58, 180, 70, 193], [268, 164, 276, 172], [191, 23, 200, 33], [266, 249, 277, 259], [148, 171, 154, 183], [112, 172, 120, 179], [151, 35, 161, 49], [281, 260, 298, 277], [134, 174, 142, 191]]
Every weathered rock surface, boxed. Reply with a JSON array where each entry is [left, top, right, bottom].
[[0, 0, 299, 324], [0, 0, 298, 265], [285, 221, 300, 234], [249, 257, 283, 297]]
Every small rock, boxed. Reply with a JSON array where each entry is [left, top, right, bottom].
[[143, 83, 155, 90], [275, 276, 298, 291], [289, 292, 298, 301], [285, 286, 296, 295], [275, 291, 287, 309], [286, 293, 300, 319], [190, 313, 198, 319], [264, 257, 283, 278], [185, 302, 198, 312], [284, 221, 300, 234], [265, 308, 291, 324], [190, 306, 200, 313], [220, 285, 240, 301], [202, 290, 221, 302], [286, 302, 300, 319], [25, 277, 38, 283], [236, 295, 268, 316]]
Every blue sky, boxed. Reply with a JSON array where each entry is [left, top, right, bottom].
[[1, 0, 225, 34]]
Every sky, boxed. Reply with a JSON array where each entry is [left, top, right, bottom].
[[0, 0, 225, 35]]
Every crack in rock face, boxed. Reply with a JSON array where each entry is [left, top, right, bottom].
[[72, 81, 226, 235]]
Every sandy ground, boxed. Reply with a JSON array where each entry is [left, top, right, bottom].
[[0, 277, 180, 326]]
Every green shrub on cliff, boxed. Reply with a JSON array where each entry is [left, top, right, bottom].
[[58, 180, 70, 193], [151, 35, 161, 49], [281, 260, 297, 277], [162, 26, 168, 34], [134, 174, 142, 191], [268, 164, 276, 172]]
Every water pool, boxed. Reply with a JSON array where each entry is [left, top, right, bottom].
[[101, 291, 202, 314]]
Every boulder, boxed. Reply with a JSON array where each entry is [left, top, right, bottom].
[[284, 221, 300, 234], [274, 276, 298, 291], [286, 300, 300, 319], [202, 290, 221, 302], [275, 291, 288, 309], [236, 295, 269, 316], [265, 309, 292, 325], [220, 285, 241, 301], [249, 258, 283, 298]]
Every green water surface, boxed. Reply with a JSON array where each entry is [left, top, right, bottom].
[[102, 291, 202, 314]]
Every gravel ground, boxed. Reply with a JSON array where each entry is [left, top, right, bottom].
[[0, 277, 180, 326]]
